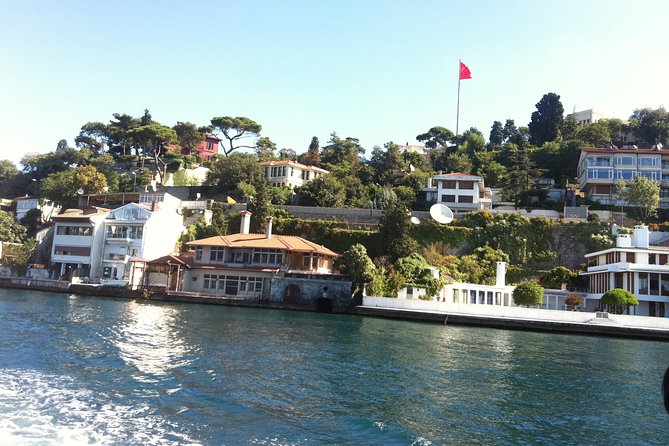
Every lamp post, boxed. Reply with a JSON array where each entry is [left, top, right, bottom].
[[31, 178, 37, 197], [131, 171, 137, 190]]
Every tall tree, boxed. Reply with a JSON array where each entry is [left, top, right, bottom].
[[107, 113, 140, 157], [298, 136, 321, 166], [255, 137, 277, 161], [561, 115, 580, 141], [210, 116, 262, 156], [617, 177, 660, 222], [502, 143, 537, 208], [0, 210, 27, 243], [205, 153, 263, 192], [248, 178, 274, 232], [296, 175, 346, 207], [378, 199, 418, 262], [40, 165, 107, 208], [489, 121, 504, 146], [128, 123, 178, 182], [629, 107, 669, 146], [416, 126, 454, 149], [503, 119, 518, 142], [320, 133, 364, 167], [173, 122, 205, 156], [528, 93, 564, 146], [75, 122, 109, 155]]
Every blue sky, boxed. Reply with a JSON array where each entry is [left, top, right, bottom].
[[1, 0, 667, 167]]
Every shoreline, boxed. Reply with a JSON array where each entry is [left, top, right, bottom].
[[2, 278, 669, 341]]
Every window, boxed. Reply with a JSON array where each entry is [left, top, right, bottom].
[[639, 156, 659, 167], [56, 226, 93, 236], [639, 273, 649, 294], [614, 156, 635, 167], [233, 249, 252, 264], [458, 195, 474, 203], [252, 249, 283, 265], [615, 170, 636, 180], [587, 169, 613, 179], [458, 181, 474, 190], [195, 248, 203, 261], [442, 180, 456, 189], [441, 195, 456, 203], [210, 247, 225, 262]]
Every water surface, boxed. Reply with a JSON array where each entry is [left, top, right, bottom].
[[1, 289, 668, 445]]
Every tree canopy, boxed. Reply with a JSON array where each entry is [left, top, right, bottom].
[[617, 176, 660, 222], [528, 93, 564, 146], [210, 116, 262, 156], [600, 288, 638, 314], [512, 281, 544, 307]]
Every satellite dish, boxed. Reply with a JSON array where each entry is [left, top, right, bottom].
[[429, 203, 454, 224], [410, 216, 420, 225], [77, 188, 84, 195]]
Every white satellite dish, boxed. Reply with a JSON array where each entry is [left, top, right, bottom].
[[410, 216, 420, 225], [429, 203, 454, 224], [77, 188, 84, 195]]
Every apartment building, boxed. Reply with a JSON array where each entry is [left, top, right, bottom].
[[423, 172, 492, 214], [259, 160, 328, 189], [577, 146, 669, 208], [581, 225, 669, 316]]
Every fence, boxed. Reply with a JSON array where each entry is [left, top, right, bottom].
[[362, 296, 669, 330]]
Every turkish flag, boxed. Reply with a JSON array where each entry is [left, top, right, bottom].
[[459, 61, 472, 80]]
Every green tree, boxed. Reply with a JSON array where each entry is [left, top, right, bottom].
[[528, 93, 564, 146], [378, 199, 418, 261], [296, 175, 346, 207], [107, 113, 140, 157], [489, 121, 504, 146], [576, 121, 613, 147], [173, 121, 205, 156], [128, 123, 178, 183], [600, 288, 638, 314], [512, 281, 544, 307], [248, 179, 274, 232], [416, 126, 454, 149], [205, 153, 263, 192], [503, 119, 518, 142], [445, 153, 473, 173], [502, 144, 537, 208], [561, 115, 580, 141], [337, 244, 377, 294], [298, 136, 321, 166], [395, 253, 444, 298], [320, 133, 364, 167], [210, 116, 262, 156], [19, 208, 43, 238], [617, 177, 660, 222], [0, 210, 27, 243], [75, 121, 109, 155], [1, 239, 35, 276], [629, 107, 669, 146], [40, 165, 108, 209], [539, 266, 577, 289], [255, 136, 277, 161]]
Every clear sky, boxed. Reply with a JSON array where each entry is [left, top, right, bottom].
[[1, 0, 667, 167]]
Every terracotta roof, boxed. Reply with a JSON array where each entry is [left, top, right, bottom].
[[186, 233, 338, 256], [52, 207, 110, 220]]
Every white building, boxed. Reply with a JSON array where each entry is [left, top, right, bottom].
[[577, 146, 669, 208], [423, 172, 492, 214], [14, 196, 60, 222], [50, 192, 184, 285], [581, 225, 669, 317], [260, 160, 328, 189]]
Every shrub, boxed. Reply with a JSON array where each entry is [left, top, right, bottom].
[[512, 281, 544, 307], [600, 288, 638, 314], [563, 293, 584, 310]]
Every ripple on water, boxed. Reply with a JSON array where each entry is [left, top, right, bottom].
[[0, 369, 202, 446]]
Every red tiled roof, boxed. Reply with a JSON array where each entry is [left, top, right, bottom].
[[186, 233, 338, 256], [145, 254, 194, 266]]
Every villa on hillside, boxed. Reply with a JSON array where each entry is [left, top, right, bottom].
[[581, 225, 669, 317], [577, 145, 669, 208], [423, 172, 492, 214], [259, 160, 329, 189]]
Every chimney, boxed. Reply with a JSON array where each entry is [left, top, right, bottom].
[[495, 261, 506, 287], [265, 216, 273, 239], [632, 225, 649, 248], [151, 200, 158, 212], [240, 210, 251, 234], [427, 177, 433, 188], [616, 234, 632, 248]]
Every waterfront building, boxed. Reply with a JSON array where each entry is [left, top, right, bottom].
[[50, 192, 185, 284], [581, 225, 669, 316], [259, 160, 328, 190], [577, 146, 669, 208], [423, 172, 492, 214], [181, 211, 339, 299]]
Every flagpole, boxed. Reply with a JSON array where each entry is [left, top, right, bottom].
[[456, 59, 461, 138]]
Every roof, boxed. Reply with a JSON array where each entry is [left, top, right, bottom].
[[186, 233, 338, 256], [258, 160, 329, 173], [585, 245, 669, 258], [434, 172, 483, 180], [145, 254, 194, 267], [581, 146, 667, 155], [52, 207, 110, 221]]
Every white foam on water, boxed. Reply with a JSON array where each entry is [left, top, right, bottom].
[[0, 369, 202, 446]]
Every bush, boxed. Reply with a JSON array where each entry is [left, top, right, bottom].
[[512, 281, 544, 307], [563, 293, 584, 310], [600, 288, 638, 314]]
